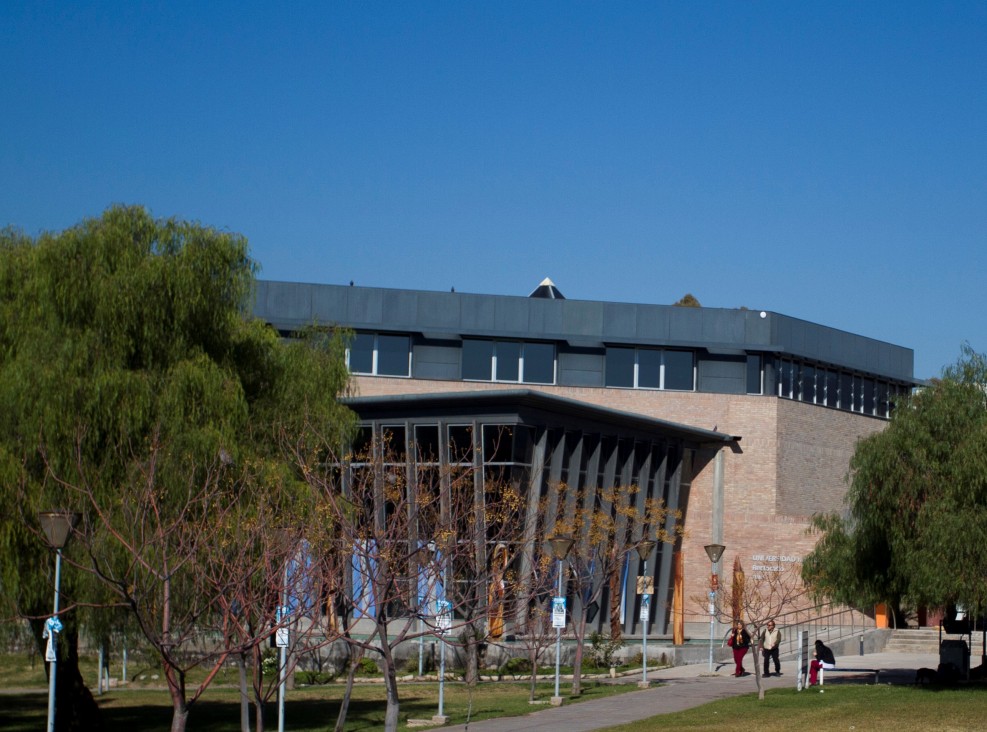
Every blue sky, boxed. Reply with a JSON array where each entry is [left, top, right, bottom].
[[2, 1, 985, 380]]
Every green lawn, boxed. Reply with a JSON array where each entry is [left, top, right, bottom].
[[10, 649, 987, 732], [599, 683, 987, 732], [0, 677, 634, 731]]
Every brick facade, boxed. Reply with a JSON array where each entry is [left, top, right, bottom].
[[349, 373, 888, 636]]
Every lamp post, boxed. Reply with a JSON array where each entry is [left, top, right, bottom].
[[547, 534, 574, 706], [431, 541, 452, 724], [636, 540, 656, 688], [418, 541, 436, 679], [704, 543, 726, 673], [277, 535, 293, 732], [39, 510, 80, 732], [438, 561, 449, 720]]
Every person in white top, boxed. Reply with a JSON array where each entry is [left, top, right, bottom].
[[809, 640, 836, 685]]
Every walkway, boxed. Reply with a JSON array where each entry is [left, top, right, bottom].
[[441, 650, 941, 732]]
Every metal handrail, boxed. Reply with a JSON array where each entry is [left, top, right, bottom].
[[766, 603, 876, 659]]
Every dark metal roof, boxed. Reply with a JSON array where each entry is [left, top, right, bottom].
[[253, 280, 915, 383], [342, 389, 741, 448]]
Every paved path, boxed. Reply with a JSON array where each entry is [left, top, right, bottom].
[[441, 651, 941, 732]]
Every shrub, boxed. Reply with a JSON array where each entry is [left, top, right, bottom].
[[296, 670, 335, 685], [261, 651, 279, 677], [501, 656, 532, 678], [589, 632, 624, 669], [404, 647, 434, 674], [355, 656, 379, 676]]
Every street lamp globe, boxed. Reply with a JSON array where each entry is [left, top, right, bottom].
[[38, 511, 79, 549], [546, 534, 574, 561], [704, 543, 725, 564]]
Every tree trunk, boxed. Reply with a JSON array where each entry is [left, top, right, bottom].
[[334, 645, 363, 732], [253, 699, 265, 732], [163, 663, 190, 732], [32, 619, 102, 732], [54, 650, 103, 731], [381, 648, 401, 732], [751, 645, 765, 700], [570, 618, 586, 696], [250, 643, 265, 732], [528, 645, 539, 702], [464, 624, 480, 687], [609, 568, 623, 642], [236, 653, 250, 732], [169, 705, 189, 732]]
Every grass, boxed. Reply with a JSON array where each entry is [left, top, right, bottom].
[[0, 675, 635, 731], [15, 648, 987, 732], [599, 683, 987, 732]]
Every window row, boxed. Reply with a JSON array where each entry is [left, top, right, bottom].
[[346, 334, 557, 384], [347, 333, 412, 377], [344, 334, 904, 415], [776, 359, 906, 418], [462, 339, 555, 384], [604, 347, 695, 391]]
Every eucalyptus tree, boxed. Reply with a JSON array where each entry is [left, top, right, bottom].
[[0, 207, 354, 732], [803, 345, 987, 627]]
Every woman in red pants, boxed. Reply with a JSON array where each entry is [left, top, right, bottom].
[[726, 619, 752, 676], [809, 640, 836, 685]]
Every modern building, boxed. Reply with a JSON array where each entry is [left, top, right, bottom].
[[253, 278, 916, 641]]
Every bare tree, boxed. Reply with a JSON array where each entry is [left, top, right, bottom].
[[541, 482, 679, 696], [52, 434, 335, 732], [503, 547, 562, 702], [291, 430, 525, 732], [705, 562, 810, 700]]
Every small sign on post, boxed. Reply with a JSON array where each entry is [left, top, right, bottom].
[[639, 594, 651, 622], [636, 576, 654, 595], [436, 599, 452, 635], [552, 596, 566, 629], [276, 606, 290, 648]]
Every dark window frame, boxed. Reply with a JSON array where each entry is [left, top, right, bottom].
[[604, 347, 695, 391], [347, 332, 412, 377], [462, 338, 557, 385]]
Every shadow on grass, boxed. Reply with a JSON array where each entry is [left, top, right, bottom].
[[0, 691, 438, 732], [1, 681, 623, 731]]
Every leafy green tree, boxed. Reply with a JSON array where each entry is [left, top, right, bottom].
[[0, 206, 354, 732], [673, 293, 701, 307], [803, 345, 987, 626]]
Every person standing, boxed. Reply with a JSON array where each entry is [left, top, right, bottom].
[[726, 619, 752, 677], [760, 619, 782, 677]]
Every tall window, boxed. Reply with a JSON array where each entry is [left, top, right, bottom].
[[605, 347, 695, 391], [825, 370, 839, 408], [746, 354, 763, 395], [348, 333, 411, 377], [779, 359, 795, 398], [462, 339, 556, 384], [839, 372, 853, 409], [802, 364, 816, 404], [877, 382, 891, 418]]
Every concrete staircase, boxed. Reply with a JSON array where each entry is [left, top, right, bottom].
[[883, 628, 985, 654]]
